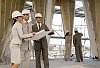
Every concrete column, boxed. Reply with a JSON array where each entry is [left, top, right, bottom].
[[60, 0, 75, 59], [10, 0, 17, 12], [83, 0, 98, 57], [4, 0, 12, 32], [45, 0, 55, 27], [0, 0, 15, 60], [0, 0, 6, 60], [0, 0, 26, 60], [45, 0, 55, 43], [84, 0, 100, 59], [15, 0, 20, 10], [88, 0, 96, 31], [60, 0, 75, 33], [93, 0, 100, 59], [19, 0, 26, 11], [61, 0, 70, 31], [34, 0, 46, 23], [0, 0, 1, 39], [0, 0, 13, 61], [34, 0, 44, 13], [68, 0, 75, 48], [0, 0, 1, 61]]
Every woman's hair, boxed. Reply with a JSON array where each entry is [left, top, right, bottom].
[[12, 18, 17, 25]]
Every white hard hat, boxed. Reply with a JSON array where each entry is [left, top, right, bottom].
[[35, 13, 42, 17], [22, 9, 30, 14], [65, 30, 69, 33], [12, 11, 23, 18]]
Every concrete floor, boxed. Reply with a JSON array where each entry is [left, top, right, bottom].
[[0, 58, 100, 68]]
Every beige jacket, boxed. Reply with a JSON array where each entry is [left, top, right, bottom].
[[21, 20, 33, 50], [11, 22, 33, 45]]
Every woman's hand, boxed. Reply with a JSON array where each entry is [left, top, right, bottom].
[[32, 32, 36, 35]]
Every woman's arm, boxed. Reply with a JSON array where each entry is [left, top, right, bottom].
[[16, 23, 34, 39]]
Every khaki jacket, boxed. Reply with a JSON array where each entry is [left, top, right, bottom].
[[21, 20, 33, 50], [11, 22, 33, 45]]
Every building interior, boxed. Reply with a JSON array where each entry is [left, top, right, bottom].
[[0, 0, 100, 68]]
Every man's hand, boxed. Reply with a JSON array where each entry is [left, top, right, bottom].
[[48, 29, 54, 35]]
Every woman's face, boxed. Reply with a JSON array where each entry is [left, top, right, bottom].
[[17, 16, 23, 22]]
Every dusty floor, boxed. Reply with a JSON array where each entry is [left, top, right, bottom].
[[0, 58, 100, 68]]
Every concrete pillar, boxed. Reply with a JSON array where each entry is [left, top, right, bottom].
[[4, 0, 12, 32], [60, 0, 75, 33], [19, 0, 26, 11], [84, 0, 100, 59], [68, 0, 75, 48], [88, 0, 96, 32], [0, 0, 1, 61], [0, 0, 6, 60], [45, 0, 55, 27], [34, 0, 46, 14], [34, 0, 46, 23], [83, 0, 98, 57], [60, 0, 75, 59], [61, 0, 70, 31], [0, 0, 1, 39], [15, 0, 20, 10], [93, 0, 100, 59], [0, 0, 15, 60], [45, 0, 55, 43], [0, 0, 26, 60], [0, 0, 13, 61], [11, 0, 17, 12]]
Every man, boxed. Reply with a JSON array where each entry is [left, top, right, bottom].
[[20, 9, 33, 68], [32, 13, 54, 68], [73, 29, 83, 62], [64, 30, 71, 61]]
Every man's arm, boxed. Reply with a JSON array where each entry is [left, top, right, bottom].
[[44, 24, 54, 35], [45, 24, 49, 31], [73, 35, 76, 46]]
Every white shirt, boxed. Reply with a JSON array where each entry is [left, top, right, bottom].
[[37, 23, 41, 30]]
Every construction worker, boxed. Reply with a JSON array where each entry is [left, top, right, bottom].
[[32, 13, 54, 68], [20, 9, 33, 68], [64, 30, 72, 61], [10, 11, 35, 68], [73, 29, 83, 62]]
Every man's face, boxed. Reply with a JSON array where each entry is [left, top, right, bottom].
[[36, 17, 42, 23], [23, 14, 29, 21]]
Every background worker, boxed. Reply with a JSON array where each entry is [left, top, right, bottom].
[[73, 29, 83, 62], [64, 30, 72, 61]]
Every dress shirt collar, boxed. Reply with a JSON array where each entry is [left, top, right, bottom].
[[36, 22, 42, 30], [36, 22, 41, 27]]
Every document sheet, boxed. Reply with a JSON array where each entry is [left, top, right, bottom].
[[32, 29, 52, 40]]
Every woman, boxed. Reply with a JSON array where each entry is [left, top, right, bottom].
[[10, 11, 35, 68]]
